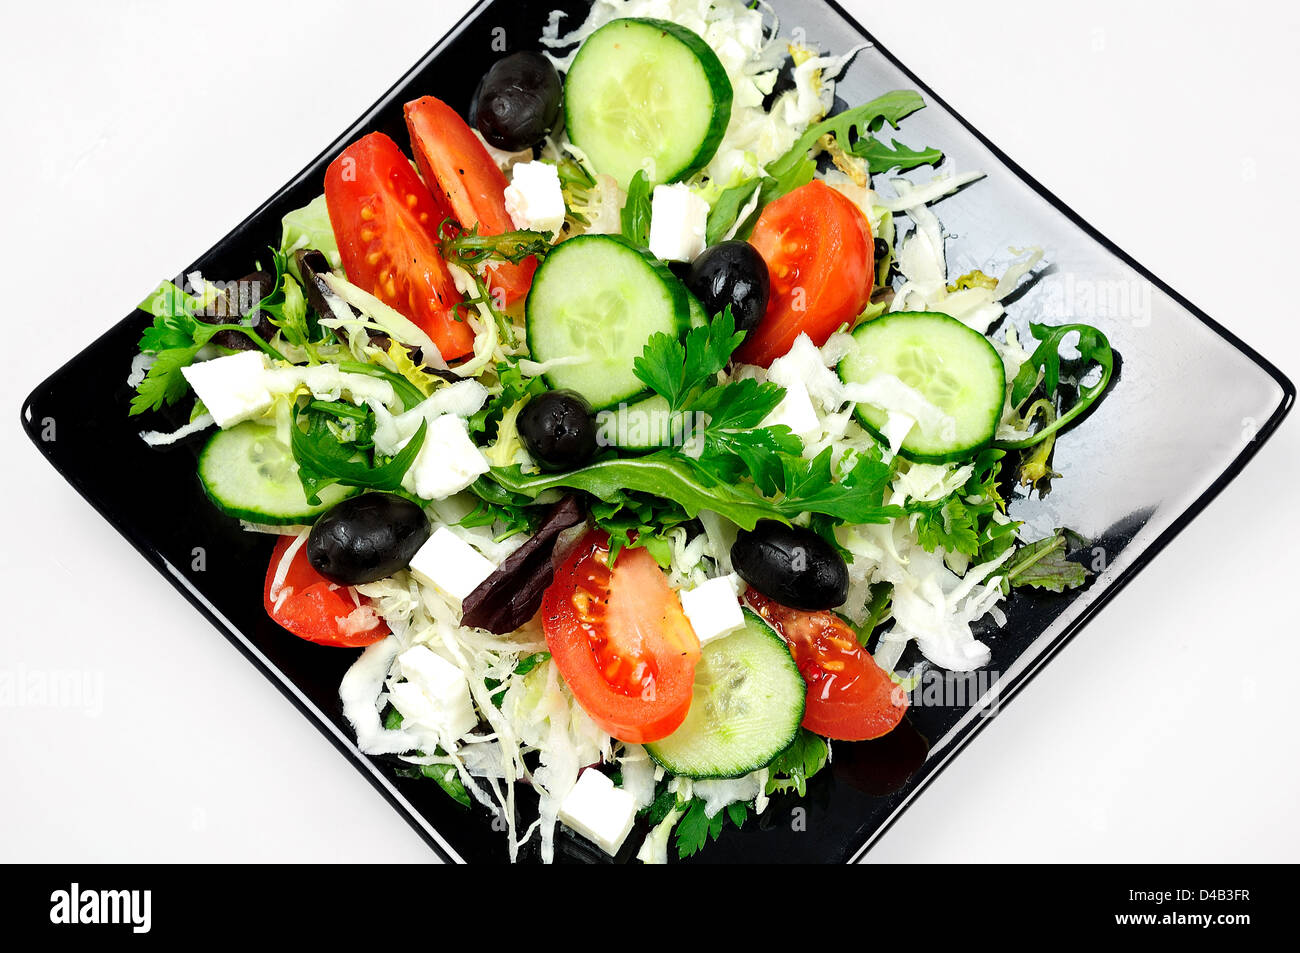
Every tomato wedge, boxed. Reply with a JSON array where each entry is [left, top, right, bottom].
[[263, 535, 389, 648], [541, 531, 701, 743], [737, 180, 874, 367], [404, 96, 538, 306], [745, 591, 907, 741], [324, 132, 474, 361]]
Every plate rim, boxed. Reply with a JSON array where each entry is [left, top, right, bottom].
[[19, 0, 1296, 864]]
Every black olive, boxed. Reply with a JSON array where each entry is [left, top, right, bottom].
[[685, 240, 771, 333], [874, 238, 890, 263], [517, 390, 597, 471], [731, 520, 849, 611], [306, 492, 432, 586], [196, 270, 276, 350], [470, 52, 562, 152]]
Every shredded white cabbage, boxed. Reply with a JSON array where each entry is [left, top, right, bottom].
[[138, 413, 214, 447]]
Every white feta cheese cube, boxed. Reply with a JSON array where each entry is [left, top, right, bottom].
[[679, 573, 746, 646], [402, 414, 490, 501], [761, 376, 820, 438], [409, 527, 496, 601], [557, 769, 637, 856], [389, 645, 479, 745], [180, 351, 273, 428], [503, 160, 566, 235], [648, 183, 709, 262]]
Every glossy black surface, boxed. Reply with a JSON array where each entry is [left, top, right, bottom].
[[20, 0, 1294, 864]]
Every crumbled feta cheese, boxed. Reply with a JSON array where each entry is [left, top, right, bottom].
[[401, 414, 490, 501], [408, 526, 496, 601], [760, 375, 821, 438], [679, 574, 745, 646], [388, 645, 479, 747], [503, 160, 566, 235], [648, 183, 709, 262], [557, 768, 637, 856], [180, 351, 273, 428]]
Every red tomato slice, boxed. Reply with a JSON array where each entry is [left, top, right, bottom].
[[746, 591, 907, 741], [324, 132, 474, 361], [263, 535, 389, 648], [541, 531, 701, 743], [737, 180, 874, 367], [404, 96, 538, 306]]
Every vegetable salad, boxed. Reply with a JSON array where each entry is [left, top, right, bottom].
[[126, 0, 1112, 863]]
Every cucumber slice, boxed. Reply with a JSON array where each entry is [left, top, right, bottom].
[[525, 234, 689, 410], [646, 609, 805, 780], [198, 422, 356, 524], [837, 311, 1005, 463], [564, 18, 733, 190], [598, 393, 675, 451]]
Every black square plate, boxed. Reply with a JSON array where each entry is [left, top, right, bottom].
[[20, 0, 1294, 863]]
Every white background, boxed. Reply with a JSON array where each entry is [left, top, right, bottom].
[[1, 0, 1296, 863]]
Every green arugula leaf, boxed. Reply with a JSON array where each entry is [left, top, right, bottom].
[[767, 90, 938, 183], [999, 323, 1114, 451], [852, 137, 945, 174], [620, 170, 654, 247], [765, 728, 830, 797], [489, 455, 780, 530], [1004, 530, 1088, 593]]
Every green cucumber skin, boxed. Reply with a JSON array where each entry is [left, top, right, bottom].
[[198, 426, 355, 525], [525, 234, 690, 411], [563, 17, 733, 188], [839, 311, 1005, 465], [646, 609, 806, 781]]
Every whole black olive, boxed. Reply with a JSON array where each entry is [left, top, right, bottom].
[[517, 390, 598, 471], [685, 240, 771, 333], [470, 52, 563, 152], [307, 492, 432, 586], [731, 520, 849, 611]]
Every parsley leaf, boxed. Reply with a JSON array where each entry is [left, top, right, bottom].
[[633, 308, 744, 412], [766, 728, 830, 797], [673, 797, 741, 860], [775, 447, 897, 525]]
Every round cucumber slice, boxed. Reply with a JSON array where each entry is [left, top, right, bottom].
[[646, 609, 806, 780], [563, 18, 733, 190], [837, 311, 1006, 463], [198, 422, 356, 524], [525, 234, 689, 410]]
